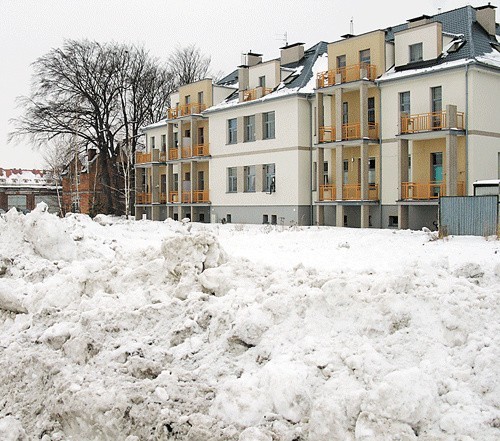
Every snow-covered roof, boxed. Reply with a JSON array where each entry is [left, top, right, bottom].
[[0, 168, 58, 188]]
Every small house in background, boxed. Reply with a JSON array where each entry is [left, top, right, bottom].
[[61, 148, 107, 216], [0, 168, 61, 214]]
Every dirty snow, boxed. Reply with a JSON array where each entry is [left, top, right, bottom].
[[0, 204, 499, 440]]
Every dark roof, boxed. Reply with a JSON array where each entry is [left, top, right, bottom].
[[216, 70, 238, 87], [386, 5, 500, 70]]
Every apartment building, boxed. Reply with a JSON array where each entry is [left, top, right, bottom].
[[314, 3, 500, 229], [135, 78, 237, 221], [136, 4, 499, 230], [205, 42, 327, 225]]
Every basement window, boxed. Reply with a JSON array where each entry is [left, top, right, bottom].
[[389, 215, 399, 228]]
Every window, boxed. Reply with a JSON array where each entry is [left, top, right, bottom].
[[198, 127, 205, 145], [174, 132, 179, 148], [409, 43, 423, 63], [323, 162, 329, 184], [263, 111, 275, 139], [197, 91, 204, 104], [161, 175, 167, 193], [368, 97, 375, 124], [431, 86, 442, 128], [198, 171, 205, 190], [226, 214, 232, 223], [368, 157, 376, 185], [359, 49, 370, 65], [244, 115, 255, 142], [150, 136, 156, 149], [264, 163, 276, 193], [161, 134, 166, 152], [337, 55, 346, 68], [173, 173, 179, 191], [271, 215, 277, 225], [7, 195, 27, 211], [244, 165, 256, 192], [185, 129, 191, 138], [342, 102, 349, 125], [259, 76, 266, 88], [400, 91, 410, 116], [312, 162, 317, 191], [227, 167, 237, 192], [408, 155, 412, 181], [343, 160, 349, 185], [185, 95, 191, 105], [227, 118, 237, 144], [389, 215, 399, 228]]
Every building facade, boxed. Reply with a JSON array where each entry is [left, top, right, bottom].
[[137, 4, 500, 230], [0, 168, 60, 214]]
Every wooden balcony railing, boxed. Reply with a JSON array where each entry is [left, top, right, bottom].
[[169, 191, 179, 203], [319, 123, 378, 143], [135, 152, 152, 164], [318, 184, 379, 201], [159, 193, 167, 204], [159, 151, 167, 162], [169, 148, 178, 160], [342, 184, 379, 200], [401, 181, 465, 200], [192, 143, 209, 157], [242, 87, 273, 102], [136, 192, 151, 204], [316, 63, 377, 88], [319, 184, 336, 201], [181, 146, 191, 159], [193, 190, 210, 203], [166, 102, 207, 119], [400, 111, 465, 134]]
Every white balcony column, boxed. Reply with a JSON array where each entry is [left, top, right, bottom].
[[151, 165, 160, 204], [167, 122, 175, 149], [398, 138, 409, 229], [446, 135, 458, 196], [335, 145, 344, 227], [316, 147, 325, 225], [335, 88, 343, 141], [360, 142, 369, 228], [360, 83, 368, 139]]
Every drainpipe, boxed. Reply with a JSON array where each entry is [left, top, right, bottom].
[[378, 86, 383, 229], [307, 94, 314, 226], [465, 63, 469, 194]]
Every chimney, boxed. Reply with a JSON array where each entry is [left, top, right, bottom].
[[407, 14, 432, 28], [241, 51, 263, 67], [280, 42, 305, 65], [476, 3, 497, 36]]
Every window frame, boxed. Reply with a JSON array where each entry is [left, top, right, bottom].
[[368, 97, 375, 124], [227, 118, 237, 144], [227, 167, 237, 193], [359, 49, 371, 65], [409, 43, 423, 63], [244, 115, 256, 142], [263, 163, 276, 193], [263, 111, 275, 139], [244, 165, 256, 192]]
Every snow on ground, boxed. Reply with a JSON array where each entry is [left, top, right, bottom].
[[0, 204, 499, 440]]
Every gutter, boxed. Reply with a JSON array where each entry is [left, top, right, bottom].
[[465, 63, 469, 194]]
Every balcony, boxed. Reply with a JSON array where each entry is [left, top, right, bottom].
[[318, 184, 379, 201], [169, 148, 178, 160], [400, 111, 465, 134], [319, 123, 379, 143], [135, 152, 152, 164], [136, 192, 151, 204], [401, 181, 465, 200], [167, 102, 207, 119], [175, 144, 210, 159], [192, 143, 209, 157], [169, 190, 210, 203], [317, 63, 377, 88], [159, 193, 167, 204], [242, 87, 273, 102]]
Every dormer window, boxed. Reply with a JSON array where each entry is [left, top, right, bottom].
[[409, 43, 423, 63]]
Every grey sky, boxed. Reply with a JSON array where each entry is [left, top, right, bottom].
[[1, 0, 494, 169]]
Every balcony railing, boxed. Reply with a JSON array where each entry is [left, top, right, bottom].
[[317, 63, 377, 88], [135, 152, 152, 164], [242, 87, 273, 102], [193, 190, 210, 203], [136, 192, 151, 204], [169, 148, 178, 160], [181, 146, 191, 159], [167, 102, 207, 119], [159, 151, 167, 162], [318, 123, 379, 143], [192, 143, 209, 157], [169, 191, 179, 203], [400, 111, 465, 134], [159, 192, 167, 204], [401, 181, 465, 200], [318, 184, 379, 201]]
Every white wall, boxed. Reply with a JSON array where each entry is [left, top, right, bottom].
[[394, 22, 442, 67], [248, 60, 280, 89]]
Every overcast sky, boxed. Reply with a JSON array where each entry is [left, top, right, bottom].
[[1, 0, 496, 169]]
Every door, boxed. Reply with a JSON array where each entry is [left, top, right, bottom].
[[431, 152, 443, 197]]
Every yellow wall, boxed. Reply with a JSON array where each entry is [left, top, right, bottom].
[[328, 30, 386, 76], [326, 145, 380, 185], [178, 79, 213, 105], [330, 89, 380, 125]]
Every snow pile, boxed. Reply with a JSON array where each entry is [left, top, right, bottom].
[[0, 208, 499, 440]]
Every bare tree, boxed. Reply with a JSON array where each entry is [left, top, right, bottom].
[[10, 40, 175, 215], [168, 44, 211, 86]]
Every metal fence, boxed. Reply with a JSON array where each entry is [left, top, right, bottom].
[[439, 195, 499, 236]]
